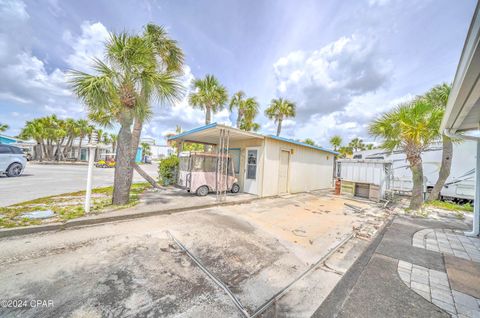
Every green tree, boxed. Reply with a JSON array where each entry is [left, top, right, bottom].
[[264, 98, 296, 136], [141, 142, 152, 160], [369, 99, 443, 210], [329, 135, 342, 151], [424, 83, 453, 201], [348, 137, 366, 152], [229, 91, 260, 131], [189, 75, 228, 124], [303, 138, 316, 146], [0, 123, 9, 133], [70, 31, 181, 205], [338, 146, 352, 158], [75, 119, 90, 161]]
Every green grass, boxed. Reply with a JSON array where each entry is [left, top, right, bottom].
[[426, 200, 474, 213], [0, 182, 152, 228]]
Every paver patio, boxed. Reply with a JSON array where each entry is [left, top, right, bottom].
[[312, 215, 480, 318]]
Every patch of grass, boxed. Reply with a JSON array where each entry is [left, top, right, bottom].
[[0, 182, 152, 228], [426, 200, 473, 213]]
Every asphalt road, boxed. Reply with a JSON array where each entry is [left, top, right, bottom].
[[0, 163, 158, 206]]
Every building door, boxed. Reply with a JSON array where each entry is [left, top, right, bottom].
[[244, 147, 259, 194], [278, 150, 290, 194]]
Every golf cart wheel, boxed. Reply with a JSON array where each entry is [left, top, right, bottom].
[[196, 185, 209, 197], [231, 183, 240, 193], [6, 163, 22, 177]]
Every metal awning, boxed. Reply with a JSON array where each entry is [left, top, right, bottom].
[[168, 123, 264, 145], [441, 3, 480, 134]]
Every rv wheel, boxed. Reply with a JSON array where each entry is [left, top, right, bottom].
[[196, 185, 209, 196], [231, 183, 240, 193]]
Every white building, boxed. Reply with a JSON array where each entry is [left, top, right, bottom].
[[168, 123, 338, 196]]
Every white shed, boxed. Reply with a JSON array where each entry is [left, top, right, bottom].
[[168, 123, 338, 197]]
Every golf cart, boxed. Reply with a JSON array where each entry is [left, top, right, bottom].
[[178, 152, 240, 196]]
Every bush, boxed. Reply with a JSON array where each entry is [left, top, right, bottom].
[[159, 154, 179, 186]]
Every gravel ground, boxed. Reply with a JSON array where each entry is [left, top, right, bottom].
[[0, 192, 390, 318]]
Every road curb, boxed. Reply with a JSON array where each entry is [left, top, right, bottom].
[[0, 196, 268, 239]]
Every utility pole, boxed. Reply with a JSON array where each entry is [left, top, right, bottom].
[[84, 131, 98, 213]]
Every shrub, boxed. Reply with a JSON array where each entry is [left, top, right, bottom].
[[159, 154, 179, 186]]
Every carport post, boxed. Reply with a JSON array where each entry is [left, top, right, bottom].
[[84, 132, 98, 214], [467, 140, 480, 237]]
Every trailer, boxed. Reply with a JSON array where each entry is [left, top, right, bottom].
[[352, 141, 476, 201]]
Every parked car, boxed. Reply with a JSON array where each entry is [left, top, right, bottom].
[[0, 144, 27, 177]]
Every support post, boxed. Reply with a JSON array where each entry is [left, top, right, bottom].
[[84, 132, 98, 214], [466, 139, 480, 237]]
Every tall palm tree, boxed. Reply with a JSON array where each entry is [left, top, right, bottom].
[[70, 32, 177, 205], [0, 123, 9, 133], [329, 135, 342, 151], [264, 98, 296, 136], [424, 83, 453, 201], [369, 99, 443, 210], [189, 75, 228, 124], [229, 91, 246, 128]]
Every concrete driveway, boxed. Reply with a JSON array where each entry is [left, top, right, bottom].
[[0, 192, 390, 318], [0, 163, 158, 206]]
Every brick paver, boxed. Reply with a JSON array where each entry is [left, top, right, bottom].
[[397, 261, 480, 317], [412, 229, 480, 263]]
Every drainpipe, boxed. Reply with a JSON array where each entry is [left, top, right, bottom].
[[444, 129, 480, 237]]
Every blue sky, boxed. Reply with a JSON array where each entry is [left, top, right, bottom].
[[0, 0, 476, 147]]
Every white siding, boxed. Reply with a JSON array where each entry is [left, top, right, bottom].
[[228, 139, 265, 194], [261, 138, 334, 196]]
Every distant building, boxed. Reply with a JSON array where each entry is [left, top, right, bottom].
[[140, 137, 174, 160]]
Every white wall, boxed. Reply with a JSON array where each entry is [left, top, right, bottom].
[[262, 138, 334, 196]]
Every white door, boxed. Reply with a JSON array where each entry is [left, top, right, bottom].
[[278, 150, 290, 194], [244, 147, 259, 194]]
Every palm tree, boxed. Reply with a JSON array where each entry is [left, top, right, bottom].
[[424, 83, 453, 201], [304, 138, 316, 146], [229, 91, 246, 128], [329, 135, 342, 151], [109, 133, 118, 154], [348, 138, 366, 153], [0, 123, 9, 133], [141, 142, 151, 161], [71, 32, 171, 204], [71, 25, 183, 203], [369, 99, 443, 210], [76, 120, 90, 161], [264, 98, 296, 136], [189, 75, 228, 124]]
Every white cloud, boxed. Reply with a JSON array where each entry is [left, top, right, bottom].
[[271, 33, 400, 147], [64, 21, 110, 72]]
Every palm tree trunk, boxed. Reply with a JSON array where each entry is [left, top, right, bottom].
[[133, 163, 161, 188], [236, 110, 242, 128], [77, 137, 83, 161], [206, 107, 211, 124], [276, 119, 282, 136], [112, 114, 134, 205], [408, 154, 424, 210], [130, 118, 161, 189], [427, 136, 453, 201]]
